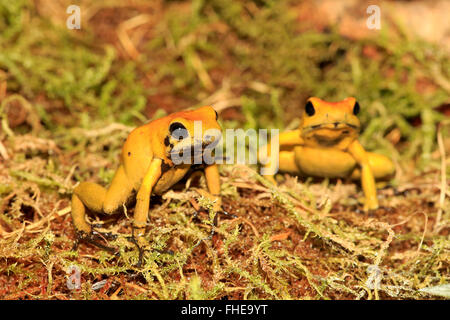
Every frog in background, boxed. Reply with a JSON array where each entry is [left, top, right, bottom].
[[261, 97, 395, 210]]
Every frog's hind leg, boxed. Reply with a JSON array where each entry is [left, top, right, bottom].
[[71, 165, 134, 249], [350, 152, 395, 180]]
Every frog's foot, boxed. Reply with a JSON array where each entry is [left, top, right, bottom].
[[192, 210, 237, 250], [128, 227, 175, 267], [128, 236, 148, 268], [355, 195, 378, 212], [210, 209, 238, 233], [91, 224, 119, 241], [155, 248, 175, 256], [213, 210, 238, 225], [72, 229, 118, 255], [363, 204, 378, 212], [363, 198, 379, 212], [128, 227, 152, 268]]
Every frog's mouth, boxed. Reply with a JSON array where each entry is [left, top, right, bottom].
[[303, 122, 359, 144], [168, 136, 221, 164], [305, 121, 359, 131]]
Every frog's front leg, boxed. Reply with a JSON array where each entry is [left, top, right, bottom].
[[348, 140, 378, 210], [71, 165, 134, 251], [203, 164, 222, 212], [131, 158, 162, 263]]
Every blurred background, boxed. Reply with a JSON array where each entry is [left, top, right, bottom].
[[1, 0, 449, 163], [0, 0, 449, 300]]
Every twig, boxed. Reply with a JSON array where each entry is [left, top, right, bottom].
[[417, 212, 428, 254], [2, 206, 70, 239], [80, 123, 133, 138], [187, 50, 214, 91], [117, 14, 152, 60]]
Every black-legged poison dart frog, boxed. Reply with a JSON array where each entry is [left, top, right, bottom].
[[262, 97, 395, 211], [71, 106, 224, 262]]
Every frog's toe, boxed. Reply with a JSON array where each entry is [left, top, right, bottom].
[[215, 210, 237, 224], [73, 229, 118, 254], [155, 248, 174, 256], [91, 229, 118, 241], [220, 210, 238, 219], [362, 197, 379, 211], [127, 233, 150, 268], [210, 210, 237, 227]]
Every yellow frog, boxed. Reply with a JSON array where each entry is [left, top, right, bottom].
[[262, 97, 395, 210], [71, 106, 224, 261]]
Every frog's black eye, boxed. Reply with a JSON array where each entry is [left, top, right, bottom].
[[353, 101, 360, 115], [169, 122, 188, 140], [305, 101, 315, 116], [214, 109, 219, 121]]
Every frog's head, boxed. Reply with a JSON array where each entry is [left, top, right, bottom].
[[300, 97, 361, 146], [163, 106, 222, 164]]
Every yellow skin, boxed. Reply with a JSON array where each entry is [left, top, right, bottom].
[[71, 106, 223, 257], [263, 97, 395, 210]]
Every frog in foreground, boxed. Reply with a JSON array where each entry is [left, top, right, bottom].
[[262, 97, 395, 210], [71, 106, 224, 261]]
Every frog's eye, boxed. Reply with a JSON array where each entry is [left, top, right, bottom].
[[214, 109, 219, 121], [305, 101, 315, 116], [169, 122, 188, 140], [353, 101, 360, 115]]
